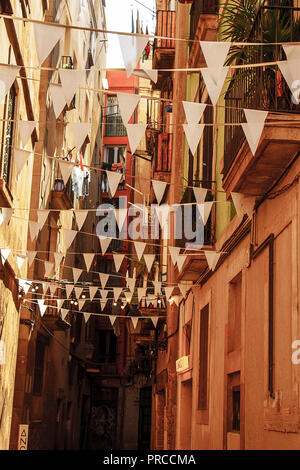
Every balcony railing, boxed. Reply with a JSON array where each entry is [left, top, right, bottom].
[[223, 5, 300, 175], [153, 10, 176, 51], [190, 0, 218, 40]]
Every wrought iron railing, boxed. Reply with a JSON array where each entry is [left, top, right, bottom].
[[223, 5, 300, 175], [190, 0, 218, 41]]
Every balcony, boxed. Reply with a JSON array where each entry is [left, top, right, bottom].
[[51, 178, 74, 210], [149, 131, 172, 184], [153, 10, 176, 71], [222, 5, 300, 196]]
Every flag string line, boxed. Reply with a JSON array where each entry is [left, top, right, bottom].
[[20, 289, 169, 302], [1, 13, 300, 47]]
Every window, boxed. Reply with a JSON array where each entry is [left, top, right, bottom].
[[105, 96, 127, 137], [183, 320, 192, 356], [33, 334, 48, 395], [98, 330, 117, 363], [198, 304, 209, 410], [104, 146, 126, 166], [1, 84, 17, 186], [228, 272, 242, 354]]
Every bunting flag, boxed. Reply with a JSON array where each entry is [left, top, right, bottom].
[[29, 221, 39, 241], [63, 229, 77, 249], [183, 123, 205, 155], [126, 277, 136, 293], [197, 202, 214, 225], [138, 287, 147, 302], [143, 254, 155, 272], [153, 281, 162, 295], [74, 210, 88, 231], [182, 101, 206, 124], [90, 286, 98, 299], [49, 284, 57, 297], [178, 283, 188, 298], [109, 315, 117, 326], [83, 253, 94, 272], [134, 241, 146, 261], [201, 67, 229, 106], [54, 252, 64, 269], [37, 210, 49, 231], [106, 170, 123, 198], [65, 284, 74, 299], [168, 246, 181, 266], [99, 273, 109, 289], [59, 160, 73, 185], [99, 236, 111, 255], [142, 69, 158, 84], [18, 121, 36, 147], [56, 299, 63, 310], [73, 268, 82, 283], [44, 261, 54, 277], [155, 204, 170, 229], [42, 282, 50, 294], [59, 69, 85, 106], [282, 44, 300, 61], [70, 123, 91, 150], [241, 109, 268, 155], [78, 300, 86, 311], [204, 250, 221, 271], [27, 251, 37, 268], [113, 254, 125, 272], [17, 256, 26, 271], [19, 279, 31, 295], [37, 299, 48, 317], [113, 287, 123, 301], [231, 192, 256, 220], [193, 187, 208, 205], [278, 59, 300, 97], [117, 92, 141, 125], [152, 180, 167, 205], [200, 41, 231, 70], [125, 291, 133, 304], [114, 208, 128, 231], [2, 208, 14, 225], [118, 34, 149, 77], [164, 286, 174, 300], [74, 287, 83, 299], [172, 295, 182, 307], [100, 289, 109, 300], [151, 317, 159, 328], [33, 23, 65, 65], [126, 124, 147, 155], [101, 299, 109, 310], [0, 65, 20, 103], [131, 316, 139, 330], [49, 84, 67, 119], [60, 309, 69, 321], [83, 313, 91, 323], [14, 149, 31, 176], [176, 255, 187, 272]]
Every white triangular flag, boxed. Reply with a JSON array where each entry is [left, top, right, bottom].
[[152, 180, 167, 205], [90, 286, 98, 299], [100, 289, 109, 299], [176, 255, 187, 272], [70, 123, 91, 150], [193, 187, 208, 205], [172, 295, 182, 307], [126, 124, 147, 155], [283, 45, 300, 61], [231, 192, 256, 220], [37, 210, 49, 231], [2, 208, 14, 225], [131, 316, 139, 330], [54, 252, 64, 269], [138, 288, 147, 302], [63, 229, 77, 249], [65, 284, 74, 299], [74, 210, 88, 231], [182, 101, 206, 124], [83, 253, 94, 272], [109, 315, 117, 326], [44, 261, 54, 277], [1, 249, 10, 264], [29, 221, 39, 241], [151, 317, 159, 328], [125, 291, 133, 304], [113, 254, 125, 272], [113, 287, 123, 301], [49, 84, 67, 119], [42, 282, 50, 294], [178, 283, 188, 298], [153, 281, 162, 295], [59, 160, 73, 185], [204, 250, 221, 271], [182, 124, 205, 155], [0, 65, 20, 103], [278, 59, 300, 96], [99, 273, 109, 289], [60, 309, 69, 321], [78, 300, 86, 311], [127, 277, 136, 293], [200, 41, 231, 70], [114, 208, 127, 231], [19, 279, 32, 295], [59, 69, 85, 106], [49, 284, 57, 297], [142, 69, 158, 84], [201, 67, 229, 106], [27, 251, 37, 268], [18, 121, 36, 147], [144, 254, 155, 272], [134, 241, 146, 261], [33, 23, 65, 65], [118, 34, 149, 77], [106, 170, 123, 197], [168, 246, 181, 266], [164, 286, 174, 300], [197, 201, 214, 225], [241, 109, 268, 155], [155, 204, 170, 229], [101, 299, 109, 310], [38, 299, 48, 317], [75, 287, 83, 299], [56, 299, 63, 310], [99, 236, 111, 255], [17, 256, 26, 271], [73, 268, 82, 283], [83, 313, 91, 323], [117, 92, 141, 125]]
